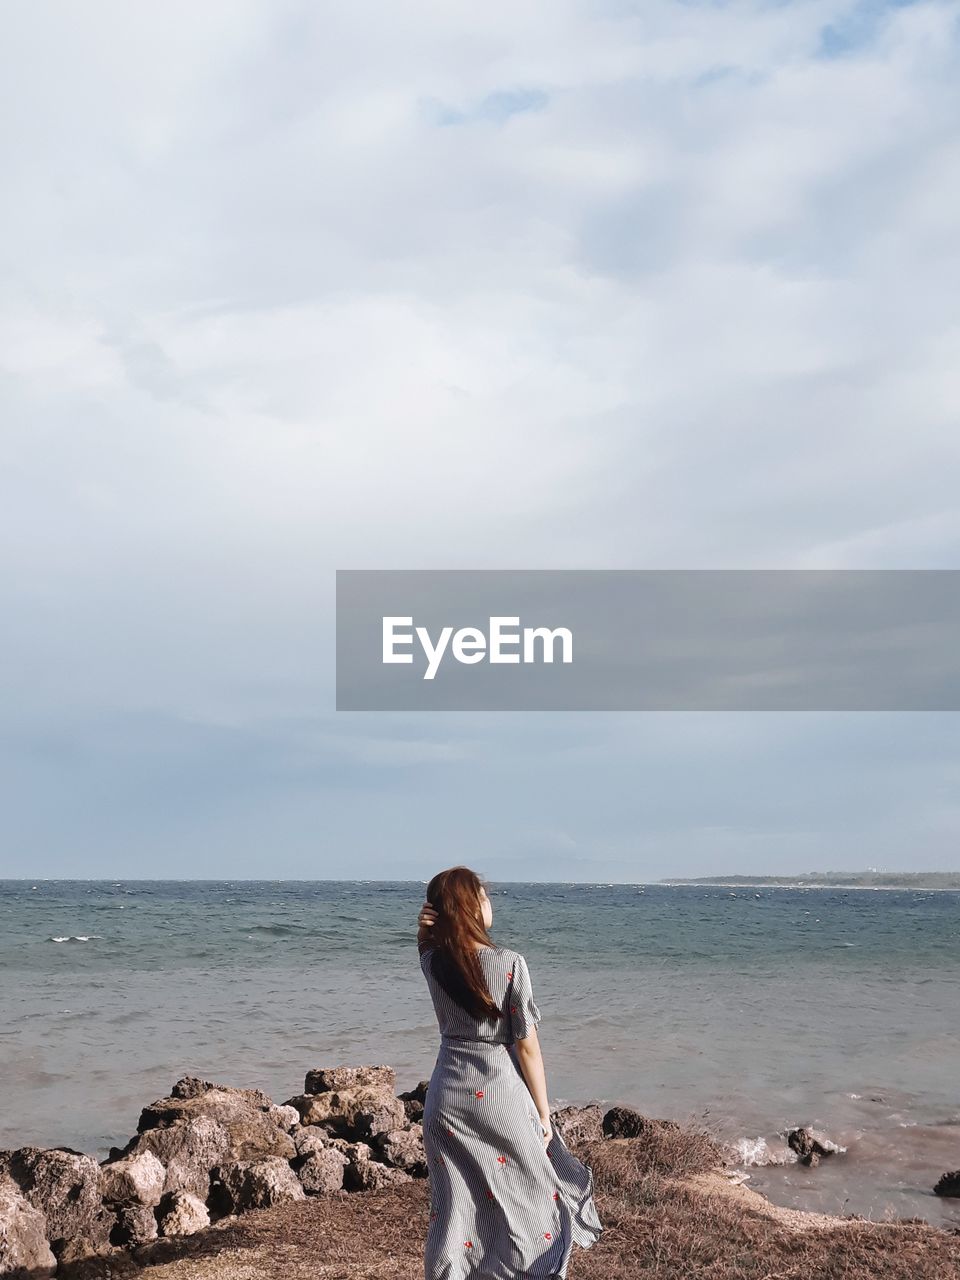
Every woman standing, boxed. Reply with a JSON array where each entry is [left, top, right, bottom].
[[416, 866, 602, 1279]]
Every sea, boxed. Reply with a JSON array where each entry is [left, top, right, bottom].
[[1, 879, 958, 1227]]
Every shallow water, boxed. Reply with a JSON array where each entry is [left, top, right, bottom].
[[0, 879, 957, 1227]]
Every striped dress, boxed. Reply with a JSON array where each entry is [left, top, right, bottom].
[[420, 944, 603, 1279]]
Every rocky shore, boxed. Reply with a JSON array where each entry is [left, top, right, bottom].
[[2, 1066, 959, 1279]]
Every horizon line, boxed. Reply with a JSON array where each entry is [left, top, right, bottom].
[[2, 871, 958, 884]]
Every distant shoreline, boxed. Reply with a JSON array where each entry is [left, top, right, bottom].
[[4, 875, 960, 895], [3, 873, 960, 889], [659, 881, 960, 891], [659, 875, 960, 891]]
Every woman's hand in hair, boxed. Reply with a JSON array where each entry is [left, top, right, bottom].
[[417, 901, 438, 952], [418, 902, 438, 929]]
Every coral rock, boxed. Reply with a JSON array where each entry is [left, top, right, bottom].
[[110, 1202, 158, 1247], [100, 1149, 166, 1207], [156, 1189, 211, 1237], [0, 1175, 57, 1279], [551, 1105, 605, 1145], [295, 1147, 349, 1194], [304, 1065, 396, 1095], [0, 1147, 112, 1261], [210, 1157, 306, 1215]]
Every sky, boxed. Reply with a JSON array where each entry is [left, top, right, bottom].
[[1, 0, 958, 881]]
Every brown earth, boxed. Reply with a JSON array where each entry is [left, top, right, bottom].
[[59, 1125, 960, 1280]]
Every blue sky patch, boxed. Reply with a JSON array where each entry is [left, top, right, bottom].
[[434, 88, 549, 127], [817, 0, 924, 59]]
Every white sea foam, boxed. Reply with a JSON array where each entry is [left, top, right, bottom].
[[48, 935, 101, 943], [727, 1136, 797, 1167]]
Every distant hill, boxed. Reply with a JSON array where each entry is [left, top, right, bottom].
[[660, 871, 960, 889]]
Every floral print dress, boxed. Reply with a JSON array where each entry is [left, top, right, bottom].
[[420, 945, 602, 1279]]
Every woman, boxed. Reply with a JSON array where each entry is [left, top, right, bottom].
[[416, 866, 602, 1280]]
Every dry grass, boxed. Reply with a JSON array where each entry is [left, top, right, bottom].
[[571, 1132, 960, 1280], [59, 1128, 960, 1280]]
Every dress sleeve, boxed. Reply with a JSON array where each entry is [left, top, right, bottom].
[[509, 952, 542, 1041]]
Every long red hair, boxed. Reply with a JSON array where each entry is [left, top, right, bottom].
[[424, 866, 503, 1022]]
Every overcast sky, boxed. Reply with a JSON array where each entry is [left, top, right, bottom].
[[1, 0, 958, 880]]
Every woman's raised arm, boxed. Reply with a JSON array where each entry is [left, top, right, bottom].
[[417, 900, 438, 953]]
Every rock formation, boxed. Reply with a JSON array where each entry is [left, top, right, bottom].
[[0, 1176, 57, 1279], [0, 1068, 728, 1277], [933, 1169, 960, 1198], [786, 1128, 842, 1168], [602, 1105, 680, 1140]]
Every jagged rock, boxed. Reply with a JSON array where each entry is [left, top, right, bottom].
[[285, 1086, 406, 1140], [271, 1104, 301, 1132], [399, 1080, 430, 1104], [399, 1080, 429, 1122], [327, 1139, 372, 1161], [333, 1140, 392, 1190], [100, 1149, 165, 1206], [210, 1157, 306, 1215], [304, 1065, 396, 1095], [170, 1076, 223, 1100], [602, 1107, 680, 1139], [110, 1202, 158, 1247], [551, 1104, 604, 1145], [156, 1189, 211, 1237], [355, 1167, 412, 1192], [136, 1077, 295, 1164], [344, 1147, 412, 1191], [787, 1128, 841, 1167], [0, 1175, 57, 1278], [934, 1169, 960, 1198], [121, 1115, 230, 1199], [0, 1147, 112, 1261], [295, 1147, 349, 1194], [293, 1127, 333, 1159], [285, 1065, 409, 1142], [376, 1126, 427, 1176], [351, 1162, 412, 1191]]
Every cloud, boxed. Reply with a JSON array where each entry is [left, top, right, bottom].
[[0, 0, 958, 875]]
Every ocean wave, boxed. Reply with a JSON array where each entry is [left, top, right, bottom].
[[243, 924, 307, 937], [48, 935, 101, 943], [727, 1136, 797, 1167]]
